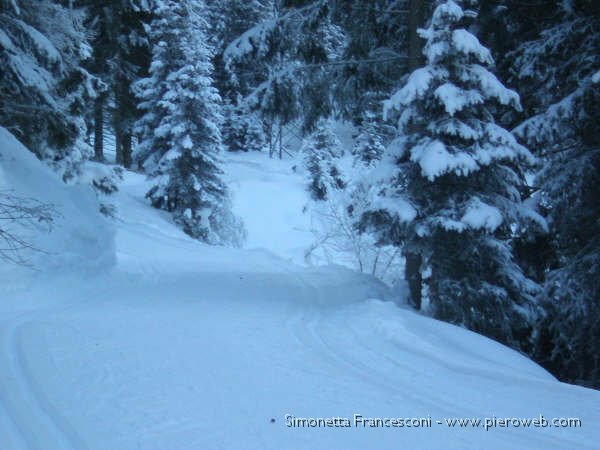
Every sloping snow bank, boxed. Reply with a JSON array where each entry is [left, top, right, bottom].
[[0, 127, 115, 276]]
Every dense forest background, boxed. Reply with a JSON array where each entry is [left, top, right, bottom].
[[1, 0, 598, 388]]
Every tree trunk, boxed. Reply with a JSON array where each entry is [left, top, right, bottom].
[[93, 96, 104, 161], [114, 76, 133, 168], [115, 124, 123, 166], [122, 131, 132, 169], [405, 251, 423, 310], [278, 122, 283, 159], [408, 0, 425, 72], [267, 120, 274, 158]]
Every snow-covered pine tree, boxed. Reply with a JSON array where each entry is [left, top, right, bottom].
[[533, 78, 600, 387], [209, 0, 273, 101], [221, 100, 267, 152], [508, 1, 600, 387], [0, 0, 95, 179], [370, 0, 546, 350], [134, 0, 244, 246], [82, 0, 151, 167], [353, 114, 386, 166], [352, 96, 396, 167], [330, 0, 412, 120], [224, 0, 345, 149], [303, 118, 345, 201], [206, 0, 271, 155]]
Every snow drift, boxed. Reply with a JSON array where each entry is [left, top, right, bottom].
[[0, 127, 115, 275]]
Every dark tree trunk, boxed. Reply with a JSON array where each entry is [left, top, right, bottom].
[[278, 122, 283, 159], [405, 251, 423, 310], [115, 123, 123, 166], [93, 96, 104, 161], [408, 0, 426, 72], [114, 76, 134, 168], [267, 120, 274, 158], [122, 131, 132, 169]]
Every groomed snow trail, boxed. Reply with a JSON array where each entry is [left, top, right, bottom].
[[0, 152, 599, 449]]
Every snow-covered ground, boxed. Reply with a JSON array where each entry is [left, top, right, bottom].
[[1, 133, 599, 449], [223, 151, 314, 264]]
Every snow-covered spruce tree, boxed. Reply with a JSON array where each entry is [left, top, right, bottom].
[[508, 2, 600, 387], [208, 0, 273, 102], [303, 118, 345, 201], [369, 0, 546, 350], [134, 0, 244, 246], [221, 100, 266, 152], [352, 96, 396, 167], [353, 118, 385, 166], [0, 0, 95, 179], [197, 1, 272, 156], [329, 0, 413, 121], [532, 78, 600, 387], [82, 0, 152, 167], [224, 0, 346, 151]]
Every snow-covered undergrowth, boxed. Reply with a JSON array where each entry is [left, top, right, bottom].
[[0, 132, 599, 449]]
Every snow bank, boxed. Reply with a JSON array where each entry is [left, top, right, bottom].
[[0, 127, 115, 274]]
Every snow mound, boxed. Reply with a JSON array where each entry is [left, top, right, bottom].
[[0, 127, 115, 275]]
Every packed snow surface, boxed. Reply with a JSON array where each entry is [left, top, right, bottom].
[[1, 139, 599, 449]]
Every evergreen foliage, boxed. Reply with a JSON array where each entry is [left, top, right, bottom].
[[506, 1, 600, 387], [0, 0, 94, 179], [221, 101, 267, 152], [303, 118, 345, 201], [82, 0, 151, 167], [367, 0, 546, 350], [135, 0, 244, 246]]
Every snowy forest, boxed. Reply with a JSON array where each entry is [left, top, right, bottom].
[[0, 0, 599, 448]]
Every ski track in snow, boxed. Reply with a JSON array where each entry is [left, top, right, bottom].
[[284, 276, 449, 415], [0, 287, 111, 450]]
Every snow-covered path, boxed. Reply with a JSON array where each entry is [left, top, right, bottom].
[[223, 151, 315, 264], [0, 148, 599, 449]]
